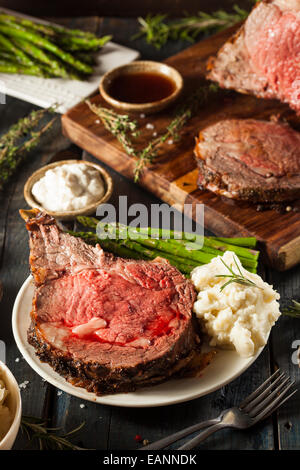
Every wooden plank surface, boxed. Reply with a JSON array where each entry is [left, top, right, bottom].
[[62, 25, 300, 272]]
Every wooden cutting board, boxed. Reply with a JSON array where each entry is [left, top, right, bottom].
[[62, 25, 300, 271]]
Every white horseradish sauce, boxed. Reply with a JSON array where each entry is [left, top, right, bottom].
[[31, 163, 105, 212]]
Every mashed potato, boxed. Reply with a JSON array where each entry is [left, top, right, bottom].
[[0, 374, 12, 441], [191, 251, 281, 357]]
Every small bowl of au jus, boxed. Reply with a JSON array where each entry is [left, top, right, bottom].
[[99, 60, 184, 114]]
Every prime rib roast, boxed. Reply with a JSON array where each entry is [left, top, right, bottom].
[[20, 210, 200, 395], [194, 118, 300, 203], [207, 0, 300, 114]]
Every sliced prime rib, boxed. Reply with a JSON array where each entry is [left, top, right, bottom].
[[194, 119, 300, 203], [21, 210, 199, 395], [207, 0, 300, 114]]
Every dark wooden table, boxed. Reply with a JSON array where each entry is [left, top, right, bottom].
[[0, 16, 299, 451]]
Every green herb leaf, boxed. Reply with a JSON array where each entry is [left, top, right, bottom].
[[282, 300, 300, 319], [21, 416, 88, 450], [216, 255, 262, 292], [133, 5, 249, 49], [86, 83, 219, 182]]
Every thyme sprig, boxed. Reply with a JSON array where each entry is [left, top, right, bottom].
[[134, 83, 218, 181], [134, 5, 249, 49], [87, 83, 218, 181], [282, 300, 300, 319], [0, 106, 57, 189], [216, 255, 262, 292], [21, 416, 87, 450]]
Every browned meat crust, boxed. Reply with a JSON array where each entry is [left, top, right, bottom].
[[22, 210, 200, 396], [194, 119, 300, 203]]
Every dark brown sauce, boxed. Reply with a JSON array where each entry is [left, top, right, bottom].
[[108, 72, 176, 104]]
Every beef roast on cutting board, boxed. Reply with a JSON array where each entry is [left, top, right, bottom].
[[207, 0, 300, 114], [21, 210, 199, 395], [194, 119, 300, 203]]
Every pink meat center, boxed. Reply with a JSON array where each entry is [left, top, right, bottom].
[[38, 269, 182, 347], [247, 8, 300, 111]]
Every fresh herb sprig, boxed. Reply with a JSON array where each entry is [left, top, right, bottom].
[[87, 83, 219, 181], [21, 416, 87, 450], [0, 107, 57, 189], [282, 300, 300, 319], [85, 99, 138, 156], [216, 255, 261, 292], [134, 83, 218, 181], [134, 5, 249, 49]]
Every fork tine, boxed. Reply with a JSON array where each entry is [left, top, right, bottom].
[[239, 369, 281, 408], [252, 386, 297, 424], [248, 377, 293, 417], [242, 372, 286, 413]]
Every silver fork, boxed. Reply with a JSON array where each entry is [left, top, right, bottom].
[[141, 369, 297, 450]]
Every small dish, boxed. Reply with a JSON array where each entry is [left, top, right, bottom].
[[24, 160, 113, 221], [99, 60, 184, 114], [0, 361, 22, 450]]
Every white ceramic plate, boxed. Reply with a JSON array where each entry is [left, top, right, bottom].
[[12, 276, 263, 407], [0, 8, 140, 113]]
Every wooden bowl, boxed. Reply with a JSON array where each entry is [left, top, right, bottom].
[[0, 361, 22, 450], [99, 60, 184, 114], [24, 160, 113, 221]]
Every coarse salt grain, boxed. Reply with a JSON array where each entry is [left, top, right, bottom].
[[140, 113, 146, 119], [19, 381, 29, 390], [80, 404, 86, 409], [167, 139, 173, 145], [146, 123, 154, 130], [95, 119, 100, 124], [57, 390, 62, 396], [15, 358, 20, 363], [153, 132, 157, 137]]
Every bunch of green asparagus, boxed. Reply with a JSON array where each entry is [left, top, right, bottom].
[[0, 12, 111, 79], [69, 216, 259, 276]]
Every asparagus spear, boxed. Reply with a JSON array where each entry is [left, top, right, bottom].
[[0, 50, 14, 60], [0, 23, 93, 74], [210, 236, 257, 248], [73, 50, 96, 66], [51, 25, 101, 39], [0, 60, 50, 76], [122, 226, 259, 262], [12, 37, 71, 77], [55, 34, 111, 51], [125, 225, 259, 259], [0, 13, 100, 41], [166, 238, 258, 269], [119, 230, 257, 270], [0, 32, 35, 66], [0, 13, 55, 37]]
